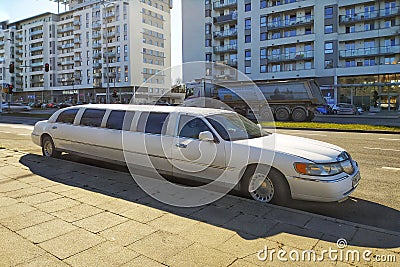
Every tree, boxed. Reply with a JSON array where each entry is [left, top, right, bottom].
[[372, 90, 379, 108]]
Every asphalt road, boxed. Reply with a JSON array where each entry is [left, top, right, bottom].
[[0, 120, 399, 232]]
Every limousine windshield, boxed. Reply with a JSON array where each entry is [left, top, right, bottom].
[[206, 113, 270, 141]]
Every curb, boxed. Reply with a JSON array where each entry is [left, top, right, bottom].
[[273, 127, 399, 134]]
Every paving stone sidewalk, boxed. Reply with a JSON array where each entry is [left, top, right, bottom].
[[0, 149, 399, 267]]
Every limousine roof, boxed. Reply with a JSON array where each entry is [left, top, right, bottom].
[[70, 104, 235, 116]]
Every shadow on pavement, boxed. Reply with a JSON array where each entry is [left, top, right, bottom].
[[19, 153, 400, 249]]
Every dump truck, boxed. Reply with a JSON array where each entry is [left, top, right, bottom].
[[184, 79, 326, 122]]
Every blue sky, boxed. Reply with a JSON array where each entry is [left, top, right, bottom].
[[0, 0, 182, 67]]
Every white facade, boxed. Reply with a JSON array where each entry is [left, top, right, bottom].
[[182, 0, 400, 109], [0, 0, 175, 104]]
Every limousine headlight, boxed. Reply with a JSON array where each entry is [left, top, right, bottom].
[[294, 160, 354, 176]]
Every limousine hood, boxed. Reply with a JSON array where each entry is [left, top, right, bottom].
[[234, 133, 344, 163]]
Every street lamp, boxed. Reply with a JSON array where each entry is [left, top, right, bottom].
[[100, 0, 116, 104]]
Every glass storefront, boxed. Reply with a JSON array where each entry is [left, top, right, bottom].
[[338, 74, 400, 111]]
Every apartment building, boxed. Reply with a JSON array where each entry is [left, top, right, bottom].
[[182, 0, 400, 110], [0, 0, 178, 105]]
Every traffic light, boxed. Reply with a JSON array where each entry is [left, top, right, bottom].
[[9, 63, 14, 73], [44, 63, 50, 72], [8, 84, 13, 94], [112, 89, 117, 98]]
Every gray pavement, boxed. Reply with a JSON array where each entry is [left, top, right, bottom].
[[314, 111, 400, 127], [0, 148, 399, 266]]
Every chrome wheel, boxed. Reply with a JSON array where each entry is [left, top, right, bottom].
[[43, 139, 53, 157], [248, 173, 275, 203]]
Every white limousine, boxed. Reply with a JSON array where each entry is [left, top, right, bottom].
[[32, 104, 361, 204]]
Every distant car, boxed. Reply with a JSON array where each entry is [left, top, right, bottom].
[[356, 106, 364, 115], [2, 102, 32, 111], [331, 103, 358, 115], [46, 103, 58, 108], [58, 102, 73, 109]]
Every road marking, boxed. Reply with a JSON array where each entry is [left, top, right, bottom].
[[364, 147, 400, 152], [378, 138, 400, 141], [382, 167, 400, 171]]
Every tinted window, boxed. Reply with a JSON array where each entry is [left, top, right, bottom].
[[137, 112, 169, 135], [56, 109, 79, 124], [178, 115, 212, 139], [106, 110, 135, 131], [80, 109, 106, 127]]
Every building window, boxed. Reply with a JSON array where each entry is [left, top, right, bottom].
[[260, 48, 267, 59], [245, 3, 251, 12], [365, 22, 374, 31], [245, 66, 251, 74], [245, 35, 251, 43], [305, 61, 312, 70], [325, 7, 333, 19], [245, 18, 251, 30], [325, 60, 333, 69], [364, 58, 375, 66], [205, 24, 211, 35], [260, 32, 267, 41], [245, 50, 251, 61], [271, 64, 281, 72], [325, 25, 333, 34], [305, 28, 312, 35], [325, 42, 333, 54], [385, 57, 395, 65], [345, 25, 355, 33], [345, 60, 356, 68], [260, 16, 267, 27], [205, 53, 212, 62], [260, 65, 267, 73], [205, 39, 211, 47], [260, 0, 267, 9], [271, 32, 281, 39], [205, 9, 211, 17]]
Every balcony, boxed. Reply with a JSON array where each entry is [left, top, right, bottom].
[[74, 38, 81, 44], [106, 32, 116, 38], [103, 72, 116, 78], [93, 53, 102, 59], [58, 26, 74, 33], [16, 49, 23, 54], [213, 73, 237, 81], [379, 7, 400, 18], [340, 7, 400, 24], [213, 0, 237, 10], [30, 30, 43, 36], [214, 59, 238, 67], [93, 43, 102, 49], [74, 73, 81, 79], [16, 42, 23, 47], [30, 46, 43, 52], [16, 57, 23, 62], [213, 12, 238, 24], [16, 34, 23, 40], [92, 22, 102, 29], [213, 28, 237, 39], [92, 33, 101, 39], [104, 52, 116, 58], [213, 44, 237, 53], [339, 45, 400, 58], [61, 61, 74, 66], [105, 12, 115, 18], [73, 20, 81, 26], [267, 15, 314, 30], [74, 56, 82, 61], [61, 43, 74, 49], [93, 73, 102, 78], [30, 62, 44, 67], [268, 0, 305, 7], [267, 50, 314, 62], [93, 63, 102, 69]]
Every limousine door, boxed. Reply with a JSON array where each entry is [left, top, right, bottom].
[[171, 115, 226, 184]]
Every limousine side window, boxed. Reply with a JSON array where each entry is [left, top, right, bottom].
[[106, 110, 135, 131], [178, 115, 212, 139], [80, 109, 106, 127], [56, 109, 79, 124], [137, 112, 169, 135]]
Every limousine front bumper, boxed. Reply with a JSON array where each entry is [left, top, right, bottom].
[[287, 165, 360, 202]]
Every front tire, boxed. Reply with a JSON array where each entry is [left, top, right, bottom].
[[242, 166, 291, 205], [42, 136, 61, 158]]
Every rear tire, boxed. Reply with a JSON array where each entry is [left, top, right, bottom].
[[242, 166, 291, 205], [42, 136, 61, 158], [275, 108, 290, 121], [292, 108, 307, 122]]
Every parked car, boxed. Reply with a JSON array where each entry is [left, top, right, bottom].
[[2, 102, 32, 111], [46, 103, 58, 108], [58, 102, 73, 109], [32, 104, 361, 204], [331, 103, 359, 115]]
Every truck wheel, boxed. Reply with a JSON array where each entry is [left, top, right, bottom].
[[292, 108, 307, 122], [275, 108, 290, 121], [242, 166, 291, 205]]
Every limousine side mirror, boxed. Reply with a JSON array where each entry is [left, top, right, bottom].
[[199, 131, 214, 142]]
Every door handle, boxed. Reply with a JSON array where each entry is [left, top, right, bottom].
[[176, 143, 187, 149], [52, 126, 58, 129]]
